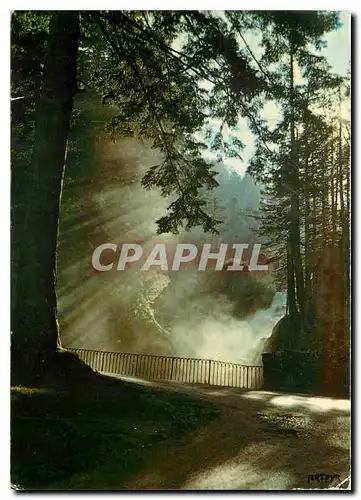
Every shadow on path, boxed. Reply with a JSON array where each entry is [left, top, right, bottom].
[[116, 377, 350, 491]]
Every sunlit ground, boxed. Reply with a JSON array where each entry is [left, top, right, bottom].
[[183, 455, 293, 490], [115, 375, 350, 491], [242, 391, 350, 413]]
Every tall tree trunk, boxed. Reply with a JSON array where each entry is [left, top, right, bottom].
[[12, 12, 80, 381], [286, 233, 297, 316], [338, 114, 346, 276], [330, 131, 338, 245], [336, 97, 350, 394], [288, 42, 305, 333], [321, 143, 330, 244], [303, 98, 311, 328], [344, 140, 351, 336], [311, 184, 319, 299]]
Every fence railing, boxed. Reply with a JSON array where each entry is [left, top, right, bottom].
[[66, 348, 263, 390]]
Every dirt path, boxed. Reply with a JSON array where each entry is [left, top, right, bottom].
[[116, 379, 350, 490]]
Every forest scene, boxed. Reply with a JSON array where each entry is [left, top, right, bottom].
[[11, 10, 351, 490]]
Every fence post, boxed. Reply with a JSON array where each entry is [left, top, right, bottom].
[[100, 351, 106, 372], [170, 357, 175, 381], [208, 360, 211, 385], [134, 354, 139, 377]]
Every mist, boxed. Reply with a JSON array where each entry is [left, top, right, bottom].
[[57, 100, 286, 364]]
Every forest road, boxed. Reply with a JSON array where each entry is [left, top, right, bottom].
[[104, 375, 351, 490]]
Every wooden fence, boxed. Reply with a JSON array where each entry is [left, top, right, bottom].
[[67, 348, 263, 390]]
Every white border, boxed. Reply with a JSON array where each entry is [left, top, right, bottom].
[[2, 4, 357, 499]]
